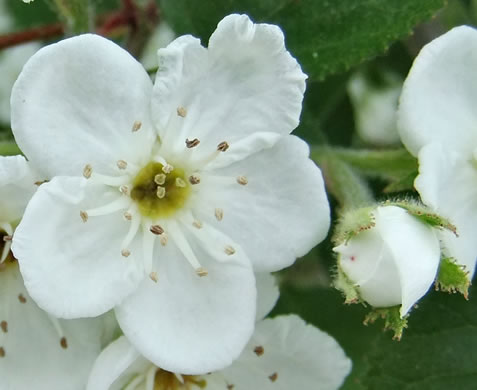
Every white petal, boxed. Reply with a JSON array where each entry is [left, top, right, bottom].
[[210, 315, 351, 390], [12, 176, 145, 319], [115, 222, 256, 375], [152, 14, 306, 167], [398, 26, 477, 156], [11, 34, 155, 178], [87, 336, 150, 390], [416, 143, 477, 277], [195, 135, 330, 272], [0, 155, 39, 222], [256, 272, 280, 321], [0, 264, 104, 390]]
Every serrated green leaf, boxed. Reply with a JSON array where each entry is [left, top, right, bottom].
[[159, 0, 446, 80]]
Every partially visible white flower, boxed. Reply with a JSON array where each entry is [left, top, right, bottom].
[[334, 205, 441, 316], [0, 155, 109, 389], [11, 14, 330, 374], [87, 274, 351, 390], [140, 22, 176, 70], [398, 25, 477, 278], [348, 70, 402, 146]]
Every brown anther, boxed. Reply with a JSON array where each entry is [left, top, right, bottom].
[[119, 185, 129, 195], [185, 138, 200, 148], [2, 235, 12, 242], [189, 175, 200, 185], [269, 373, 278, 382], [215, 208, 224, 221], [34, 180, 48, 186], [18, 294, 26, 303], [254, 346, 264, 356], [132, 121, 142, 132], [117, 160, 128, 170], [162, 164, 174, 174], [175, 178, 186, 188], [160, 235, 168, 246], [0, 321, 7, 333], [154, 173, 166, 185], [60, 337, 68, 349], [150, 225, 164, 235], [83, 164, 93, 179], [227, 385, 235, 390], [156, 186, 166, 199], [149, 272, 158, 283], [196, 267, 208, 277], [217, 141, 229, 152], [192, 220, 203, 229], [124, 212, 132, 221], [121, 249, 131, 258], [237, 176, 248, 186], [80, 211, 88, 223], [177, 106, 187, 117], [0, 347, 5, 357], [225, 245, 236, 256]]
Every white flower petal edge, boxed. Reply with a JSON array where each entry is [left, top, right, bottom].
[[255, 272, 280, 321], [0, 263, 105, 390], [398, 26, 477, 156], [153, 14, 307, 169], [11, 34, 155, 178], [415, 143, 477, 277], [195, 135, 330, 272], [87, 315, 351, 390]]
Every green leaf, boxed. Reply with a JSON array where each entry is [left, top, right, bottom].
[[159, 0, 447, 80]]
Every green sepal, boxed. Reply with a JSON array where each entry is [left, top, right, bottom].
[[364, 306, 408, 341], [332, 206, 375, 245], [332, 265, 363, 305], [435, 257, 470, 299], [385, 200, 457, 235]]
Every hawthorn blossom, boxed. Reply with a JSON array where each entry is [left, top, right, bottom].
[[398, 25, 477, 279], [11, 14, 330, 374], [334, 205, 441, 316], [87, 274, 351, 390], [0, 155, 108, 389]]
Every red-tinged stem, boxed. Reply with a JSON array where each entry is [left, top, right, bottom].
[[0, 24, 64, 50]]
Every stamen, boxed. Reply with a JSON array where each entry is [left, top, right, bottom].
[[196, 267, 208, 277], [86, 196, 131, 217], [254, 346, 264, 356], [121, 249, 131, 257], [83, 164, 93, 179], [175, 373, 185, 384], [168, 220, 206, 274], [160, 234, 168, 246], [132, 121, 142, 132], [145, 365, 157, 390], [117, 160, 128, 170], [156, 186, 166, 199], [185, 138, 200, 148], [189, 175, 200, 185], [34, 180, 47, 186], [2, 235, 12, 242], [0, 223, 13, 264], [121, 214, 141, 255], [119, 185, 130, 195], [80, 211, 88, 223], [150, 225, 164, 235], [0, 347, 5, 357], [124, 375, 146, 390], [217, 141, 229, 152], [60, 337, 68, 349], [124, 211, 133, 221], [162, 164, 174, 174], [177, 106, 187, 117], [269, 373, 278, 382], [1, 321, 7, 333], [215, 208, 224, 221], [237, 176, 248, 185], [142, 225, 156, 273], [154, 173, 166, 185], [149, 272, 158, 283], [192, 220, 202, 229], [225, 245, 236, 255], [18, 294, 26, 303], [175, 177, 186, 188], [0, 240, 11, 263]]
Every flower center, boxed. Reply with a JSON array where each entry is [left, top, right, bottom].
[[131, 162, 190, 219], [154, 369, 206, 390]]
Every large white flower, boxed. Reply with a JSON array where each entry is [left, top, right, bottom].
[[86, 274, 351, 390], [11, 14, 330, 373], [0, 155, 108, 389], [398, 25, 477, 278]]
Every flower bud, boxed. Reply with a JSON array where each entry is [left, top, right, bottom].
[[334, 205, 441, 317]]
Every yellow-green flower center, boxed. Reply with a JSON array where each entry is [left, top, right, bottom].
[[154, 369, 206, 389], [130, 162, 190, 219]]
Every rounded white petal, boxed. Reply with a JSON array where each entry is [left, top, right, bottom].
[[208, 315, 351, 390], [12, 176, 145, 319], [336, 206, 441, 316], [255, 272, 280, 321], [0, 155, 39, 222], [116, 222, 256, 374], [195, 135, 330, 272], [152, 14, 306, 167], [0, 264, 104, 390], [11, 34, 155, 178], [415, 143, 477, 277], [398, 26, 477, 156]]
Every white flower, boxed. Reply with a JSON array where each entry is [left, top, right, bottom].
[[10, 14, 330, 374], [347, 70, 402, 146], [0, 155, 108, 389], [334, 205, 441, 316], [398, 25, 477, 278], [86, 274, 352, 390]]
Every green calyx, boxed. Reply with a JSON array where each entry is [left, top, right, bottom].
[[435, 257, 470, 299], [131, 162, 190, 219], [332, 206, 375, 245], [364, 306, 408, 340], [333, 265, 362, 305]]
